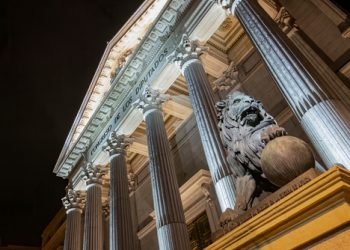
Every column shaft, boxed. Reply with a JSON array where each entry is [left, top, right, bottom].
[[183, 61, 236, 211], [145, 108, 191, 250], [232, 0, 350, 168], [83, 184, 103, 250], [109, 153, 136, 250], [64, 209, 82, 250]]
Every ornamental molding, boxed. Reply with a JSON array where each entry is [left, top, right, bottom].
[[167, 34, 209, 72], [274, 7, 296, 34], [62, 183, 86, 212], [82, 162, 108, 187], [59, 0, 167, 160], [216, 0, 243, 15], [103, 132, 133, 156], [134, 86, 170, 116], [54, 0, 195, 178], [128, 170, 137, 192], [214, 61, 241, 91]]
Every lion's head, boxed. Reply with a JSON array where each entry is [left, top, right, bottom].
[[217, 92, 282, 176]]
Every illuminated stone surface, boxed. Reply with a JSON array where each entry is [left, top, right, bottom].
[[82, 164, 107, 250], [62, 185, 85, 250], [44, 1, 350, 249], [206, 166, 350, 249], [169, 34, 237, 212], [104, 133, 137, 250], [219, 0, 350, 169], [135, 87, 191, 250]]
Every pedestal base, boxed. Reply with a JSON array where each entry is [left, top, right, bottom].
[[206, 166, 350, 249]]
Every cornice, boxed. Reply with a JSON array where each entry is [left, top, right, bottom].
[[54, 0, 165, 176], [54, 0, 196, 178]]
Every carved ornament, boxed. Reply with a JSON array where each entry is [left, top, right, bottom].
[[134, 86, 169, 116], [62, 183, 86, 212], [103, 132, 133, 156], [167, 34, 208, 73]]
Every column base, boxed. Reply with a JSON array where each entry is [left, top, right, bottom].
[[301, 100, 350, 168], [214, 174, 236, 211]]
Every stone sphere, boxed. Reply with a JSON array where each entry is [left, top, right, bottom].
[[261, 136, 314, 187]]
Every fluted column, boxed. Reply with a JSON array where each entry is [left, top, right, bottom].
[[217, 0, 350, 169], [168, 35, 237, 211], [135, 87, 191, 250], [273, 5, 350, 109], [104, 133, 137, 250], [82, 163, 107, 250], [62, 184, 85, 250]]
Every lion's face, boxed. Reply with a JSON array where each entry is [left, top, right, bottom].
[[225, 94, 266, 128], [217, 92, 277, 173]]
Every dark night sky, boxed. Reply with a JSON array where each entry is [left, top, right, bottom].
[[0, 0, 143, 246], [0, 0, 350, 247]]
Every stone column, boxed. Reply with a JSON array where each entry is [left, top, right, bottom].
[[104, 132, 137, 250], [135, 87, 191, 250], [217, 0, 350, 168], [82, 163, 107, 250], [168, 35, 237, 211], [272, 3, 350, 109], [62, 184, 85, 250]]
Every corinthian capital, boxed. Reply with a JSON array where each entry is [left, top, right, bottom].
[[216, 0, 242, 15], [82, 162, 107, 187], [167, 34, 208, 73], [134, 86, 169, 117], [216, 0, 234, 9], [62, 183, 86, 212], [104, 132, 133, 156]]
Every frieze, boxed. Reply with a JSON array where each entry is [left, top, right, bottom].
[[55, 0, 193, 178], [66, 0, 170, 153]]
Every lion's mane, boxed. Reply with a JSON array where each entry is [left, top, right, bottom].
[[217, 92, 276, 177]]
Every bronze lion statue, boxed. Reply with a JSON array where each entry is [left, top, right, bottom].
[[216, 91, 287, 212]]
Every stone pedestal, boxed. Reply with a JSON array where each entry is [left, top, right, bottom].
[[207, 166, 350, 249]]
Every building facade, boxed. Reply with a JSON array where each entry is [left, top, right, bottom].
[[44, 0, 350, 249]]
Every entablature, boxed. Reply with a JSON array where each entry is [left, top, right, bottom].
[[54, 0, 227, 180]]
